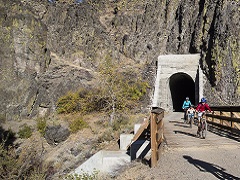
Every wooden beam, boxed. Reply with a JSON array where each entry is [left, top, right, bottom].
[[151, 113, 157, 167], [126, 116, 150, 149]]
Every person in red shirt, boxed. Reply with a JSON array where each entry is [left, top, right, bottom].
[[196, 97, 212, 137], [196, 97, 212, 114]]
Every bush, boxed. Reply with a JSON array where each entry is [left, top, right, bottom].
[[56, 92, 80, 114], [37, 118, 47, 136], [0, 141, 46, 179], [69, 117, 88, 133], [56, 62, 149, 115], [18, 124, 32, 139]]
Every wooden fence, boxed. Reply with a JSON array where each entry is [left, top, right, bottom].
[[128, 107, 164, 167], [206, 106, 240, 136]]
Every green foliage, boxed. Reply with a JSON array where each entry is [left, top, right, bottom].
[[98, 55, 149, 113], [57, 91, 81, 114], [77, 88, 107, 114], [56, 55, 149, 115], [69, 117, 88, 133], [18, 124, 32, 139], [65, 169, 99, 180], [37, 118, 47, 136]]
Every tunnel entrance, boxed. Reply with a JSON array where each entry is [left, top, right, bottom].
[[169, 73, 195, 112]]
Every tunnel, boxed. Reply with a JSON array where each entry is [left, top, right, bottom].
[[169, 73, 195, 112]]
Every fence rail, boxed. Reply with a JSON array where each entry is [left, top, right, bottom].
[[206, 106, 240, 135]]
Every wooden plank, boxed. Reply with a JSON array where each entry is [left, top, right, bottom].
[[233, 112, 240, 118], [206, 114, 240, 123], [127, 116, 150, 148], [234, 122, 240, 130], [210, 106, 240, 112]]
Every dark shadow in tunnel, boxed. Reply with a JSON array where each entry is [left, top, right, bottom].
[[169, 73, 195, 112]]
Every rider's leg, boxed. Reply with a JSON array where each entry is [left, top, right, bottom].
[[197, 112, 202, 137], [184, 109, 187, 120]]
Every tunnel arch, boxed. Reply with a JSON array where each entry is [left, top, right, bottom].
[[152, 54, 202, 112], [169, 73, 195, 112]]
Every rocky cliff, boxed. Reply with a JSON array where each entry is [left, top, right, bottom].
[[0, 0, 239, 120]]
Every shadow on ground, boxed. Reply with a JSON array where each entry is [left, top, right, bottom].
[[208, 124, 240, 142], [174, 130, 197, 138], [183, 155, 240, 180]]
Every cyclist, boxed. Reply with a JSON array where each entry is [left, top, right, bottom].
[[187, 105, 195, 126], [195, 97, 212, 137], [182, 97, 192, 121]]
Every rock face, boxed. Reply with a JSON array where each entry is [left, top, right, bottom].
[[0, 0, 239, 120]]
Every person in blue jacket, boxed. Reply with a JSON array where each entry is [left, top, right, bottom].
[[182, 97, 192, 121]]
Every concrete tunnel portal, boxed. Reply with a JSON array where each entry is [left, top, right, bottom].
[[169, 73, 195, 112], [152, 54, 203, 112]]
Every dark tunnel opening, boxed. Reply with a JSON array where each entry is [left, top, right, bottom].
[[169, 73, 195, 112]]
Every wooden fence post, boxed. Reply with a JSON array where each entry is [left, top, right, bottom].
[[151, 112, 157, 167], [150, 108, 164, 167]]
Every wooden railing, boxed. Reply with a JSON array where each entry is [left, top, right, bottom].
[[150, 108, 164, 167], [206, 106, 240, 136], [128, 107, 164, 167]]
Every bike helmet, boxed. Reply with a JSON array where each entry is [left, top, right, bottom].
[[201, 97, 207, 103]]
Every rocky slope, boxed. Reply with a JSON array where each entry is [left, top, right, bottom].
[[0, 0, 239, 120]]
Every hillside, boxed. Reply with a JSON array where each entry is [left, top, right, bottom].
[[0, 0, 239, 120], [0, 0, 239, 179]]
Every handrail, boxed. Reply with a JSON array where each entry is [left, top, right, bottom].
[[210, 106, 240, 112], [206, 106, 240, 132]]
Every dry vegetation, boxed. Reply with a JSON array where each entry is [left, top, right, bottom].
[[0, 60, 150, 179]]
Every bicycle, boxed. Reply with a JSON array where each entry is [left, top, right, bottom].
[[187, 112, 194, 128], [196, 112, 208, 138], [183, 108, 189, 123]]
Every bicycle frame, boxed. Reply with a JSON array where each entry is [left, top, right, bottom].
[[187, 112, 194, 128], [197, 112, 207, 138]]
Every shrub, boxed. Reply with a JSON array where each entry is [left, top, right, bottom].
[[56, 61, 149, 116], [56, 92, 80, 114], [18, 124, 32, 139], [0, 143, 19, 179], [0, 140, 46, 179], [37, 118, 47, 136], [69, 117, 88, 133]]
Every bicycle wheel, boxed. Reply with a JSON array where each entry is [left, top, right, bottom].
[[190, 117, 193, 128], [202, 121, 207, 139]]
